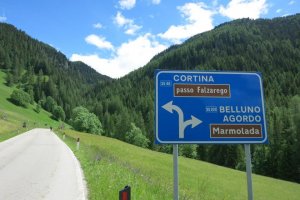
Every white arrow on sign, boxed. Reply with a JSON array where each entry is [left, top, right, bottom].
[[162, 101, 202, 138]]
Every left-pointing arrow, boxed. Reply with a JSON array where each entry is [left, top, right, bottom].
[[162, 101, 183, 116], [162, 101, 175, 113]]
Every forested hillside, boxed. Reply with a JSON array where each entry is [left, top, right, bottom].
[[89, 14, 300, 183], [1, 14, 300, 183], [0, 23, 110, 118]]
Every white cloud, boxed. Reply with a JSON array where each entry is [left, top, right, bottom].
[[158, 2, 215, 43], [152, 0, 161, 5], [93, 23, 103, 29], [125, 24, 142, 35], [276, 9, 282, 13], [70, 34, 167, 78], [114, 12, 142, 35], [288, 1, 295, 5], [0, 16, 7, 22], [119, 0, 136, 10], [85, 34, 114, 50], [114, 12, 131, 27], [219, 0, 268, 20]]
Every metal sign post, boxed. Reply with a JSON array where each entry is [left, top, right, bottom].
[[244, 144, 253, 200], [173, 144, 179, 200]]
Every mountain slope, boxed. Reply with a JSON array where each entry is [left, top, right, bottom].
[[90, 14, 300, 182], [0, 23, 110, 118], [0, 70, 62, 141]]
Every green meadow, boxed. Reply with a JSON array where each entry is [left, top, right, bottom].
[[61, 129, 300, 200]]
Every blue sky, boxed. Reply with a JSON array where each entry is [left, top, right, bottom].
[[0, 0, 299, 78]]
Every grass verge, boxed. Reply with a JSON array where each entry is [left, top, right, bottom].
[[57, 131, 172, 200], [60, 129, 300, 200]]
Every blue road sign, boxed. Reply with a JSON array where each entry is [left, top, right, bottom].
[[155, 70, 267, 144]]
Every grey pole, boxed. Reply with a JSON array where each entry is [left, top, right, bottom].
[[244, 144, 253, 200], [173, 144, 179, 200]]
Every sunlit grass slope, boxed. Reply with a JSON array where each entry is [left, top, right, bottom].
[[0, 70, 62, 141], [62, 129, 300, 200]]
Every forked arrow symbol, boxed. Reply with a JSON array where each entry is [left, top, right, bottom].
[[162, 101, 202, 138]]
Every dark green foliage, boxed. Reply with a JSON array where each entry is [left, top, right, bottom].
[[253, 100, 300, 182], [35, 103, 41, 113], [205, 145, 244, 169], [180, 144, 197, 159], [125, 123, 149, 148], [43, 96, 57, 113], [71, 106, 103, 135], [53, 106, 66, 121], [196, 145, 207, 160], [10, 89, 31, 107]]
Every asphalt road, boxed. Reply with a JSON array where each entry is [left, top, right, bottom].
[[0, 128, 87, 200]]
